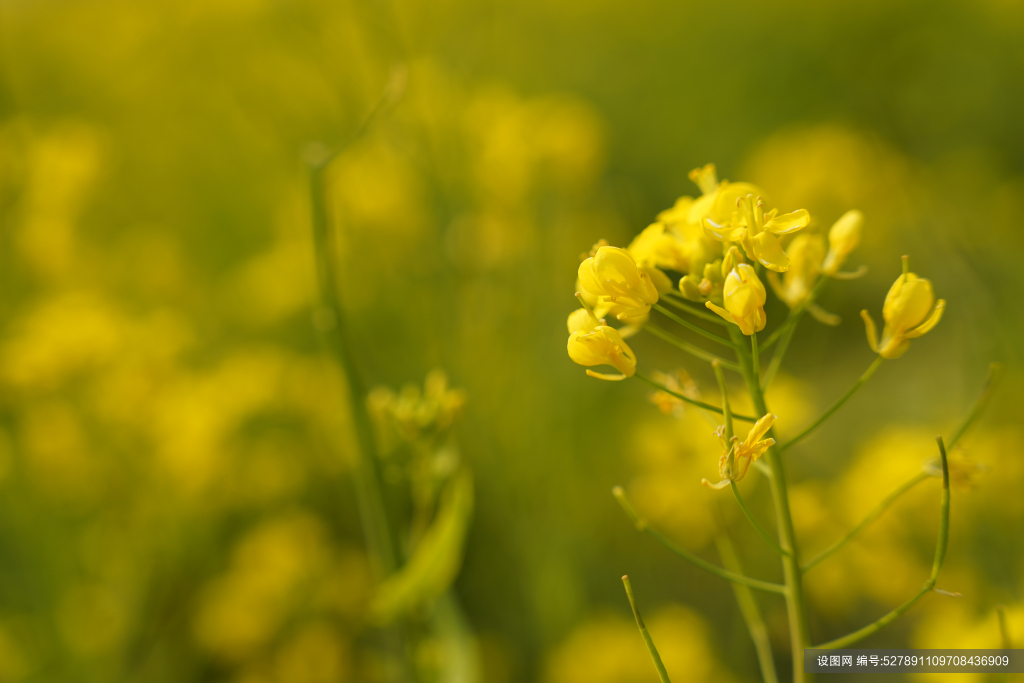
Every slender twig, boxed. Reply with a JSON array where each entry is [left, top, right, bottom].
[[731, 482, 790, 558], [714, 531, 779, 683], [948, 362, 1002, 449], [801, 472, 929, 572], [761, 313, 801, 392], [613, 487, 786, 594], [644, 322, 741, 371], [779, 355, 885, 451], [815, 437, 951, 649], [634, 372, 757, 423], [622, 576, 673, 683], [729, 325, 811, 682], [653, 303, 733, 346], [662, 291, 730, 325]]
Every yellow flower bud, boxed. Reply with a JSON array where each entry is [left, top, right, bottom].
[[822, 209, 864, 275], [567, 325, 637, 381], [627, 223, 690, 273], [705, 264, 767, 335], [578, 246, 660, 323], [567, 308, 600, 334], [861, 262, 945, 359]]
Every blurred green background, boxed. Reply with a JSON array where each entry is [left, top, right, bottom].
[[1, 0, 1023, 681]]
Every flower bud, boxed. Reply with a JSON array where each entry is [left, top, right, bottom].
[[822, 210, 864, 275], [862, 261, 945, 359], [567, 325, 637, 381], [705, 264, 767, 335]]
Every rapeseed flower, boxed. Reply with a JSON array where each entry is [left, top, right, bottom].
[[703, 193, 810, 272], [703, 413, 777, 489], [861, 260, 945, 359], [578, 246, 664, 323], [822, 209, 864, 276], [567, 325, 637, 381], [705, 263, 767, 335]]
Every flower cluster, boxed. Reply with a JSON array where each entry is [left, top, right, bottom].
[[565, 163, 945, 382]]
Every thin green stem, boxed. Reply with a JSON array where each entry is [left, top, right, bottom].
[[634, 373, 757, 423], [762, 313, 802, 392], [644, 322, 741, 372], [663, 291, 731, 325], [780, 355, 885, 452], [801, 472, 929, 572], [714, 531, 779, 683], [622, 576, 673, 683], [653, 303, 733, 346], [729, 326, 811, 683], [613, 487, 786, 594], [309, 162, 396, 577], [731, 482, 790, 558], [712, 360, 735, 444], [948, 362, 1002, 449], [751, 331, 761, 386], [815, 437, 951, 649]]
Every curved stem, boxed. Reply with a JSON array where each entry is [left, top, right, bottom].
[[653, 303, 733, 347], [622, 576, 673, 683], [715, 531, 780, 683], [729, 326, 811, 682], [613, 487, 786, 594], [732, 482, 790, 558], [643, 323, 741, 372], [815, 437, 950, 649], [780, 356, 884, 452], [948, 362, 1002, 449], [635, 373, 757, 423], [801, 473, 929, 572], [663, 291, 731, 325]]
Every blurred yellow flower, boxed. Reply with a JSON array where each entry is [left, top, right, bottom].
[[567, 307, 601, 333], [703, 192, 810, 271], [766, 233, 824, 309], [703, 412, 776, 489], [627, 223, 690, 273], [578, 246, 662, 323], [861, 262, 945, 359], [821, 209, 864, 275], [705, 263, 767, 335], [567, 325, 637, 380]]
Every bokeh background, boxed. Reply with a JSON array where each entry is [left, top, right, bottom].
[[1, 0, 1023, 681]]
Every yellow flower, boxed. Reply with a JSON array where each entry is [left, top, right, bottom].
[[567, 325, 637, 381], [578, 246, 662, 323], [821, 209, 864, 275], [703, 192, 810, 272], [705, 264, 767, 335], [703, 413, 777, 489], [627, 223, 691, 273], [566, 307, 600, 334], [861, 261, 945, 359], [766, 233, 824, 308]]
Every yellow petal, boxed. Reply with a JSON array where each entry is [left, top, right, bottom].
[[701, 478, 732, 490], [745, 439, 774, 462], [705, 301, 736, 326], [807, 303, 841, 326], [904, 299, 945, 339], [860, 310, 879, 354], [745, 413, 777, 446], [567, 308, 600, 333], [763, 208, 810, 235], [751, 231, 791, 272], [585, 370, 630, 381]]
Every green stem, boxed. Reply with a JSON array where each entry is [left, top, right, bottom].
[[761, 313, 802, 392], [948, 362, 1002, 449], [634, 373, 757, 423], [732, 482, 790, 558], [643, 323, 742, 372], [715, 532, 780, 683], [613, 487, 786, 594], [663, 291, 731, 325], [780, 355, 884, 452], [751, 331, 761, 386], [801, 473, 929, 572], [653, 303, 733, 347], [712, 360, 735, 444], [815, 437, 951, 649], [729, 326, 811, 683], [309, 161, 397, 577], [622, 576, 673, 683]]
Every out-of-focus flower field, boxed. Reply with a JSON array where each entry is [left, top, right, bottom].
[[0, 0, 1022, 681]]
